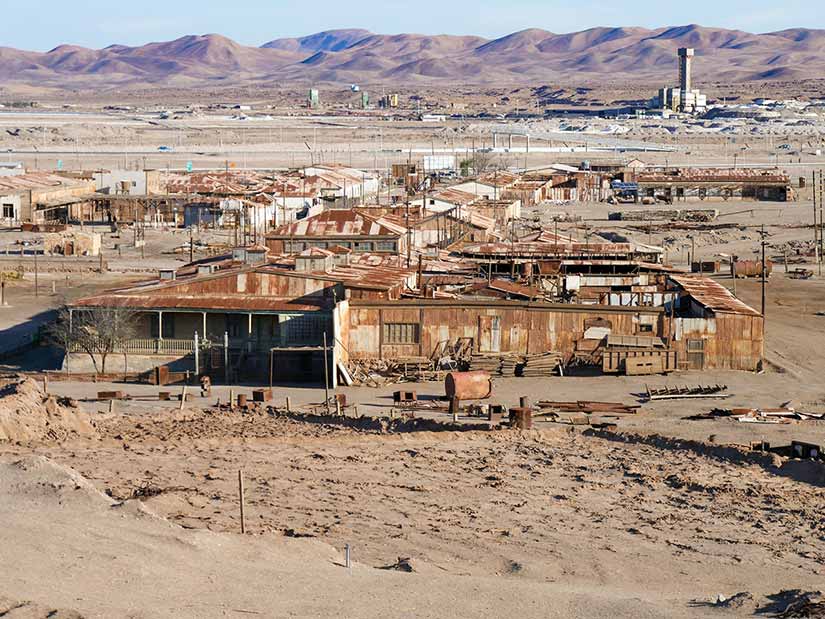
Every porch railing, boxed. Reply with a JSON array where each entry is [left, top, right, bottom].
[[69, 338, 195, 355]]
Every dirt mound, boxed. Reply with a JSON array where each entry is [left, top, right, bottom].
[[96, 405, 467, 443], [97, 405, 356, 443], [0, 596, 84, 618], [0, 378, 97, 444]]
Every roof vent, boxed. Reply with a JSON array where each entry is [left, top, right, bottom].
[[245, 245, 268, 265]]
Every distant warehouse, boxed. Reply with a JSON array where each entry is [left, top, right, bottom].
[[628, 168, 794, 203]]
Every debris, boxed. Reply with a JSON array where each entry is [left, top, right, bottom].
[[687, 407, 824, 423], [379, 557, 416, 572], [645, 384, 730, 401], [345, 357, 444, 387], [713, 591, 754, 609], [788, 268, 814, 280], [536, 401, 640, 415], [769, 590, 825, 618]]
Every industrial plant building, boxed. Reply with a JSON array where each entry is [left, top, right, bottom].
[[650, 48, 707, 115]]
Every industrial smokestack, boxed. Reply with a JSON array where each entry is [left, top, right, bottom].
[[678, 48, 694, 95]]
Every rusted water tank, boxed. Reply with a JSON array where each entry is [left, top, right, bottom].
[[732, 259, 773, 278], [445, 371, 492, 400]]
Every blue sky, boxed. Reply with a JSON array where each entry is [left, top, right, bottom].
[[3, 0, 822, 51]]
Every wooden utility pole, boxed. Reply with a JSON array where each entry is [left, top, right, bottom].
[[820, 170, 824, 261], [811, 170, 821, 262], [760, 224, 767, 321], [814, 171, 819, 259]]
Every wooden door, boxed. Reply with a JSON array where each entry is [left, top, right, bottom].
[[479, 316, 501, 353], [686, 339, 705, 370]]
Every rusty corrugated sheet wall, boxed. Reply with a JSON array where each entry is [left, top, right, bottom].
[[669, 312, 763, 371], [346, 301, 664, 361]]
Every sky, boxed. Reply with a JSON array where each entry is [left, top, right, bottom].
[[2, 0, 822, 51]]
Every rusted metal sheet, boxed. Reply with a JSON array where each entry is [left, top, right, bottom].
[[732, 260, 773, 279], [636, 168, 790, 184], [670, 275, 761, 316]]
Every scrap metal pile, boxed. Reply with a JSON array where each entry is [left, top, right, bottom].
[[690, 406, 825, 424], [609, 208, 718, 222], [343, 358, 448, 387]]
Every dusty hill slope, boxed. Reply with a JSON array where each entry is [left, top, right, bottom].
[[1, 24, 825, 88], [0, 455, 693, 618]]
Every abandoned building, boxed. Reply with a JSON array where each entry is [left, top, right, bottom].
[[630, 168, 794, 202], [66, 231, 763, 385], [0, 173, 96, 226]]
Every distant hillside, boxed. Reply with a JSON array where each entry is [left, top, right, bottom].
[[2, 25, 824, 89]]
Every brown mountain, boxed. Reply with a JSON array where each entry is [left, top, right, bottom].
[[1, 25, 824, 89]]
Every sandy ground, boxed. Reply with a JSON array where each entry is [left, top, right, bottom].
[[2, 454, 694, 619], [2, 413, 824, 618]]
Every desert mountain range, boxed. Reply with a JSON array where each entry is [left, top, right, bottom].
[[1, 25, 824, 89]]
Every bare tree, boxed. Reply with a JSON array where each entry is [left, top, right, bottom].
[[50, 307, 139, 375], [471, 150, 497, 176]]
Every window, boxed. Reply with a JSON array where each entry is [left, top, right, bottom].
[[383, 323, 419, 345], [375, 240, 396, 252], [278, 314, 331, 345], [639, 324, 653, 333], [2, 204, 13, 219], [354, 241, 372, 252]]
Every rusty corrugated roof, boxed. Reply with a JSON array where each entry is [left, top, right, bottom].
[[0, 173, 91, 192], [670, 275, 761, 316], [637, 168, 790, 184], [72, 294, 327, 312], [267, 209, 402, 238]]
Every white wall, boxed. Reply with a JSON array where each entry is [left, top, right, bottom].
[[95, 170, 148, 195], [0, 194, 22, 226], [450, 181, 499, 199]]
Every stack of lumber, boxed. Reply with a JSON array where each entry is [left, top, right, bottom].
[[500, 355, 520, 376], [469, 353, 504, 375], [517, 352, 564, 377]]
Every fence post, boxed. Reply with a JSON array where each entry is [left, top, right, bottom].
[[194, 331, 199, 376], [238, 470, 246, 534], [224, 331, 229, 383]]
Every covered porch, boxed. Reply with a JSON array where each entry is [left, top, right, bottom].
[[65, 306, 338, 385]]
